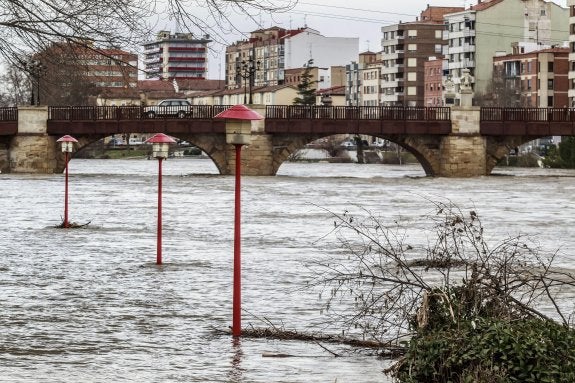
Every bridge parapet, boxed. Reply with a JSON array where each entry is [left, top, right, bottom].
[[48, 105, 233, 121], [480, 107, 575, 136], [265, 105, 451, 121]]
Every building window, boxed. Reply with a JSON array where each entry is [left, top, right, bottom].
[[407, 72, 417, 81], [548, 79, 554, 90], [407, 86, 417, 96], [408, 44, 417, 51], [548, 62, 554, 72], [407, 58, 417, 67], [408, 29, 417, 38]]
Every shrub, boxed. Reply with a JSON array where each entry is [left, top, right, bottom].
[[308, 200, 575, 382]]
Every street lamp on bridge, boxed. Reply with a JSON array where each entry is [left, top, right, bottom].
[[26, 59, 47, 106], [236, 58, 261, 105]]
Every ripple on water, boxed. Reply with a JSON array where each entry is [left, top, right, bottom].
[[1, 159, 575, 382]]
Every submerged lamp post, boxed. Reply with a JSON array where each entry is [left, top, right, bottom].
[[56, 135, 78, 228], [214, 104, 264, 337], [145, 133, 176, 265]]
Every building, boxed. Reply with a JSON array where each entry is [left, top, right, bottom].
[[187, 84, 298, 106], [361, 60, 382, 106], [493, 47, 569, 107], [443, 0, 568, 104], [568, 0, 575, 106], [225, 26, 358, 91], [143, 30, 211, 80], [345, 51, 378, 106], [36, 43, 138, 105], [424, 57, 445, 106], [315, 86, 346, 106], [284, 65, 345, 91], [380, 6, 463, 106]]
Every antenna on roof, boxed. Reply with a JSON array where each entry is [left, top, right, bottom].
[[175, 16, 180, 34], [366, 40, 370, 51], [304, 14, 307, 28]]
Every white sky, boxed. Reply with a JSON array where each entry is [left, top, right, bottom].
[[195, 0, 568, 79]]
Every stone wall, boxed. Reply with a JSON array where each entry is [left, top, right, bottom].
[[440, 135, 487, 177], [10, 106, 57, 173], [9, 135, 59, 173]]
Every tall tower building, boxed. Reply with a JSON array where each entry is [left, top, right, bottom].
[[380, 6, 463, 106], [143, 31, 211, 80]]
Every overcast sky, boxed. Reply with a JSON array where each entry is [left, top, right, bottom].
[[198, 0, 568, 79]]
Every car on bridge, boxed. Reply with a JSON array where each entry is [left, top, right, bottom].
[[143, 99, 192, 118]]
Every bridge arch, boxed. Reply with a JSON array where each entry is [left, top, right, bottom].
[[485, 136, 546, 174], [270, 133, 443, 176], [53, 134, 230, 175]]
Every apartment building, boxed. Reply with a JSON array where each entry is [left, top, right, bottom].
[[345, 51, 378, 106], [443, 0, 568, 104], [380, 6, 463, 106], [361, 61, 382, 106], [36, 42, 138, 105], [143, 30, 211, 80], [493, 47, 569, 107], [424, 57, 445, 106], [225, 26, 358, 91], [284, 66, 345, 90], [568, 0, 575, 106]]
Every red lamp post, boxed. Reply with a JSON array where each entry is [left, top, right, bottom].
[[56, 135, 78, 228], [214, 105, 264, 337], [145, 133, 176, 265]]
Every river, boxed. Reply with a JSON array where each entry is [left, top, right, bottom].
[[1, 158, 575, 382]]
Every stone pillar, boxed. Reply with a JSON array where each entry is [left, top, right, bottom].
[[440, 106, 487, 177], [9, 106, 58, 173]]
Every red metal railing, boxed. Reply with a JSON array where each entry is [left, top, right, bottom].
[[0, 107, 18, 121], [481, 107, 575, 122], [265, 105, 451, 121], [48, 105, 231, 120]]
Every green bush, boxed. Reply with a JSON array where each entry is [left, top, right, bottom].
[[395, 314, 575, 383]]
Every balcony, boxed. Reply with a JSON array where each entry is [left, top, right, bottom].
[[144, 57, 162, 64], [381, 80, 400, 88], [448, 44, 476, 55], [144, 47, 161, 54], [381, 66, 401, 75], [380, 93, 400, 103], [447, 59, 474, 70]]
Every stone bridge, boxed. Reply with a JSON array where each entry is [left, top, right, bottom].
[[1, 105, 573, 177]]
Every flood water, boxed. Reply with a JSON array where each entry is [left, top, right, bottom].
[[1, 158, 575, 382]]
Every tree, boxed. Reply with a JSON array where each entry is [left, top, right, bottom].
[[293, 59, 316, 105], [543, 137, 575, 168], [0, 66, 30, 106], [0, 1, 296, 70], [309, 201, 575, 381], [474, 66, 522, 107]]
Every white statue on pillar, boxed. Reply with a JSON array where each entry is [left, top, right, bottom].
[[459, 68, 474, 107], [460, 68, 474, 92]]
